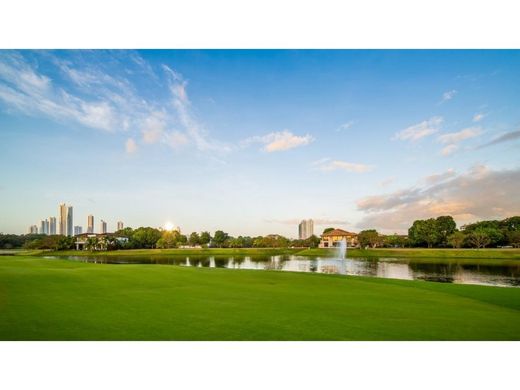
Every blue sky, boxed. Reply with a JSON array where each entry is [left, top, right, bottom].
[[0, 50, 519, 236]]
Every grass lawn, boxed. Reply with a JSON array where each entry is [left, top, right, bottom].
[[298, 247, 520, 260], [39, 247, 303, 257], [0, 256, 519, 340]]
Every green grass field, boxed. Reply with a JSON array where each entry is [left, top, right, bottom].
[[298, 247, 520, 259], [1, 256, 519, 340]]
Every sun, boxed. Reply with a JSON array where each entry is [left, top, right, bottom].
[[164, 221, 175, 231]]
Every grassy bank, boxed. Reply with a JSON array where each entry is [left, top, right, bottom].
[[298, 247, 520, 260], [39, 247, 302, 258], [0, 256, 519, 340]]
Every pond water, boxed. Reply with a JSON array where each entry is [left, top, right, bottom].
[[46, 254, 520, 288]]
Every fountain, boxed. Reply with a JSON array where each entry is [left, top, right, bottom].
[[337, 238, 347, 260]]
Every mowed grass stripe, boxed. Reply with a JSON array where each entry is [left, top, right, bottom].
[[0, 257, 519, 340]]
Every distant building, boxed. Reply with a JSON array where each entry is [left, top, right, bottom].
[[49, 217, 57, 235], [67, 206, 73, 236], [117, 221, 124, 231], [59, 203, 67, 235], [74, 226, 83, 235], [100, 220, 107, 234], [28, 225, 38, 234], [87, 215, 94, 233], [319, 228, 358, 248], [298, 219, 314, 239], [40, 220, 49, 235]]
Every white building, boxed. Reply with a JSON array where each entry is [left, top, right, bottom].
[[117, 221, 124, 231], [100, 220, 107, 234], [298, 219, 314, 239], [74, 226, 83, 235], [87, 215, 94, 233], [49, 217, 56, 235]]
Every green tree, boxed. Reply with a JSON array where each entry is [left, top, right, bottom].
[[448, 231, 466, 248], [507, 231, 520, 248], [435, 216, 456, 247], [131, 227, 162, 248], [199, 231, 211, 246], [212, 230, 230, 248], [409, 219, 439, 248], [467, 229, 491, 248], [323, 227, 334, 234], [188, 232, 200, 246], [358, 229, 380, 248]]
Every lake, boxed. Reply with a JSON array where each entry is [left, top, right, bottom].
[[46, 254, 520, 287]]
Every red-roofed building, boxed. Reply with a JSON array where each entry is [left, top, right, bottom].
[[319, 228, 358, 248]]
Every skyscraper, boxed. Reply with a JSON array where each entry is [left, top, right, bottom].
[[117, 221, 124, 231], [59, 203, 67, 235], [40, 219, 49, 235], [100, 220, 107, 234], [74, 226, 82, 235], [87, 215, 94, 233], [298, 219, 314, 239], [67, 206, 73, 236], [49, 217, 57, 235], [28, 225, 38, 234]]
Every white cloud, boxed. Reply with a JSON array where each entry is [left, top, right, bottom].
[[336, 121, 354, 132], [438, 127, 481, 144], [441, 89, 457, 102], [356, 166, 520, 233], [473, 113, 485, 122], [313, 158, 373, 173], [243, 130, 314, 152], [0, 51, 231, 156], [141, 112, 166, 144], [166, 131, 189, 149], [163, 65, 230, 153], [393, 116, 443, 142], [125, 138, 137, 154], [441, 144, 457, 156]]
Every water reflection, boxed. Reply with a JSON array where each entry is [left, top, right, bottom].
[[47, 255, 520, 288]]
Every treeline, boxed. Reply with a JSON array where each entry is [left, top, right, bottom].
[[357, 216, 520, 249], [116, 227, 321, 250], [1, 227, 321, 250], [0, 234, 76, 250]]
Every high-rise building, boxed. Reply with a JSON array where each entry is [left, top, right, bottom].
[[67, 206, 73, 236], [87, 215, 94, 233], [59, 203, 67, 235], [49, 217, 57, 235], [59, 203, 73, 236], [28, 225, 38, 234], [74, 226, 82, 235], [40, 219, 49, 235], [298, 219, 314, 239], [100, 220, 107, 234], [117, 221, 124, 231]]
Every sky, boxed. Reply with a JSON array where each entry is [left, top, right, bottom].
[[0, 50, 519, 237]]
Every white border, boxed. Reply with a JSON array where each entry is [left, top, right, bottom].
[[1, 0, 519, 48]]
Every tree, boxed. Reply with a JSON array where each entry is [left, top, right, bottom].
[[467, 229, 491, 248], [507, 231, 520, 248], [435, 216, 456, 247], [156, 230, 181, 249], [408, 219, 439, 248], [212, 230, 230, 248], [199, 231, 211, 246], [384, 234, 407, 248], [131, 227, 162, 248], [188, 232, 200, 246], [358, 229, 380, 248], [448, 231, 466, 248], [323, 227, 334, 234]]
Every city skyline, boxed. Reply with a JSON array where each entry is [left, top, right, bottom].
[[1, 50, 519, 236]]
